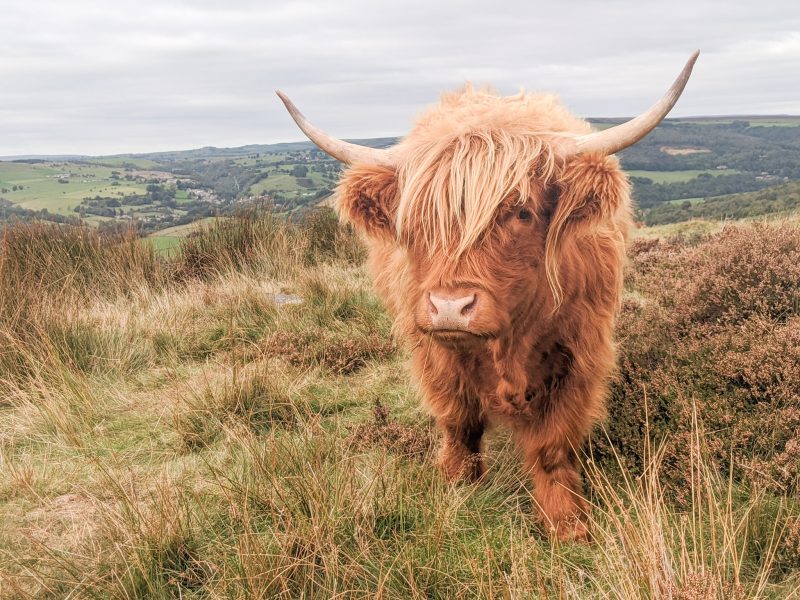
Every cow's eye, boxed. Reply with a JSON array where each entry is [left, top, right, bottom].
[[517, 207, 533, 221]]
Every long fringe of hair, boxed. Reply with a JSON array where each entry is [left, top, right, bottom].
[[395, 131, 557, 258]]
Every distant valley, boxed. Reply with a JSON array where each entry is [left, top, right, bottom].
[[1, 116, 799, 248]]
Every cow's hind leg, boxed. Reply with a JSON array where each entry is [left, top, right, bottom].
[[438, 409, 485, 483]]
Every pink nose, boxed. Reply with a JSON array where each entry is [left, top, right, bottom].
[[428, 291, 477, 330]]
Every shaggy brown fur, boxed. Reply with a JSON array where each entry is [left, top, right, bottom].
[[336, 86, 631, 540]]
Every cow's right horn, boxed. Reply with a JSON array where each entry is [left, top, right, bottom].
[[562, 50, 699, 157], [276, 91, 396, 167]]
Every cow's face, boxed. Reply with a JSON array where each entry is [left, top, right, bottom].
[[337, 158, 568, 349], [278, 60, 698, 341], [405, 190, 554, 348], [278, 59, 695, 347], [337, 151, 629, 350]]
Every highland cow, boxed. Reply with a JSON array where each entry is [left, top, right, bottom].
[[278, 52, 699, 540]]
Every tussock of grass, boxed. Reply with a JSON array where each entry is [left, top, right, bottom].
[[174, 205, 302, 281], [173, 364, 304, 451], [1, 214, 799, 598]]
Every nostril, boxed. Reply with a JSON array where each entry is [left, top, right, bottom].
[[428, 292, 439, 315], [460, 294, 477, 316]]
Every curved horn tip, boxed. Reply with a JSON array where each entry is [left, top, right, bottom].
[[275, 90, 395, 167], [275, 90, 296, 112], [570, 50, 701, 157], [685, 50, 700, 71]]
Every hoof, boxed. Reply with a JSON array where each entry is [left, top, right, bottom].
[[552, 517, 591, 543], [438, 451, 484, 483]]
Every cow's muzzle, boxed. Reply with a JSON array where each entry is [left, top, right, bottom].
[[428, 290, 476, 330], [416, 286, 499, 344]]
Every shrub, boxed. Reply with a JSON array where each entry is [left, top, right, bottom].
[[600, 224, 800, 493], [173, 206, 297, 280]]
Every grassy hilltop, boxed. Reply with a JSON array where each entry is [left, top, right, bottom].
[[1, 209, 799, 598]]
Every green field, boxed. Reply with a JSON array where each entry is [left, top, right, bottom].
[[147, 235, 183, 254], [626, 169, 739, 183], [666, 196, 705, 205], [93, 157, 161, 168], [681, 116, 800, 127], [231, 153, 289, 167], [248, 169, 335, 196], [0, 161, 149, 215], [146, 217, 222, 254]]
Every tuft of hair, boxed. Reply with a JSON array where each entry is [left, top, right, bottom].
[[394, 85, 590, 257]]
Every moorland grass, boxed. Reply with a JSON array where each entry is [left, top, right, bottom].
[[0, 212, 799, 598]]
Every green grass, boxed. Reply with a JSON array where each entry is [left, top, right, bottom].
[[147, 235, 182, 254], [627, 169, 740, 183], [150, 217, 221, 238], [146, 217, 231, 256]]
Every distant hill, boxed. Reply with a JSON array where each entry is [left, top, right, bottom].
[[643, 180, 800, 225], [2, 116, 800, 232]]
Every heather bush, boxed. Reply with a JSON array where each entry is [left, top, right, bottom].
[[631, 223, 800, 328], [602, 224, 800, 493]]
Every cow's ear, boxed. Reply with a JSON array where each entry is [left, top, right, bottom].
[[543, 154, 630, 307], [551, 154, 629, 228], [336, 164, 398, 240]]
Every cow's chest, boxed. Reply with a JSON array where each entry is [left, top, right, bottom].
[[459, 340, 574, 416]]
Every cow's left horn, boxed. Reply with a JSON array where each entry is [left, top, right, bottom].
[[564, 50, 699, 156], [276, 91, 395, 167]]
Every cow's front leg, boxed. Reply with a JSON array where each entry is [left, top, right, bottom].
[[437, 410, 485, 482], [413, 345, 486, 482], [520, 434, 588, 541], [515, 357, 597, 541], [490, 333, 534, 415]]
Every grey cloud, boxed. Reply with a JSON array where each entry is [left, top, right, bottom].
[[1, 0, 798, 155]]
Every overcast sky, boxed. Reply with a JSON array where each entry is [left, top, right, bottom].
[[1, 0, 799, 156]]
